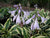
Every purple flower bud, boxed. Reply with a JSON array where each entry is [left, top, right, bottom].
[[32, 14, 36, 18], [13, 5, 18, 7], [38, 14, 41, 17], [37, 11, 39, 14]]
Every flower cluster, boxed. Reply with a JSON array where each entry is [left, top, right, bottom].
[[26, 11, 48, 30], [8, 4, 48, 30], [8, 4, 31, 25]]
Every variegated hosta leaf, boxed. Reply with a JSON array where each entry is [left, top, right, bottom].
[[0, 24, 3, 30], [46, 19, 50, 25], [22, 28, 28, 38], [45, 28, 50, 36], [4, 18, 12, 30], [22, 27, 31, 38], [35, 36, 48, 38], [41, 25, 49, 30], [30, 36, 35, 38], [11, 26, 30, 38], [9, 25, 18, 32], [31, 36, 49, 38], [10, 30, 18, 35], [0, 23, 4, 35]]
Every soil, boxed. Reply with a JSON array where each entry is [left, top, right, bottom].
[[0, 2, 50, 11], [0, 2, 35, 11]]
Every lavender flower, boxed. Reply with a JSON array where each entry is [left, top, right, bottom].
[[16, 15, 21, 24], [23, 11, 27, 19], [25, 18, 32, 24], [8, 10, 16, 16], [41, 17, 47, 23], [20, 6, 22, 9], [23, 11, 30, 19], [31, 18, 40, 30], [18, 9, 21, 15], [31, 23, 34, 30], [38, 14, 41, 17], [32, 14, 36, 18], [37, 13, 47, 23], [13, 5, 18, 7], [37, 11, 39, 14], [34, 18, 40, 29], [13, 15, 17, 21]]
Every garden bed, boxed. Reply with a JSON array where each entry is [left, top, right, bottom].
[[0, 3, 50, 38]]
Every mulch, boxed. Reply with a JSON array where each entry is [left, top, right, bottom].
[[0, 2, 50, 11]]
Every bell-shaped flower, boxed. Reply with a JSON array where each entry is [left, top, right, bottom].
[[18, 9, 21, 15], [31, 23, 34, 30], [22, 17, 25, 25], [13, 15, 17, 21], [23, 11, 27, 18], [33, 18, 40, 30], [38, 14, 47, 23], [25, 18, 32, 24], [16, 15, 21, 24], [8, 10, 16, 16], [41, 17, 47, 23], [32, 14, 36, 18], [26, 11, 30, 19], [23, 11, 30, 19]]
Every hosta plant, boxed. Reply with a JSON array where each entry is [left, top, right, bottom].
[[0, 18, 18, 38], [0, 18, 31, 38], [0, 7, 15, 24]]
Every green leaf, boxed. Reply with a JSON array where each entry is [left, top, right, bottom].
[[9, 25, 17, 32], [41, 25, 49, 30], [46, 19, 50, 25], [16, 27, 22, 35], [35, 36, 48, 38], [4, 18, 12, 30], [45, 28, 50, 36], [0, 23, 3, 30], [11, 30, 18, 35], [30, 36, 35, 38], [23, 27, 28, 38]]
